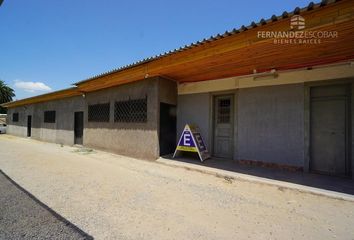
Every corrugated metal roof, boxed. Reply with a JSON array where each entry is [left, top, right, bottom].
[[75, 0, 339, 85], [1, 87, 80, 108]]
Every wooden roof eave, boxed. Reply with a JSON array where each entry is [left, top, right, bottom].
[[75, 0, 354, 92], [3, 0, 353, 108], [1, 87, 81, 108]]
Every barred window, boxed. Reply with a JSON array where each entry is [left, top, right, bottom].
[[114, 97, 147, 123], [217, 99, 231, 124], [88, 103, 110, 122], [44, 111, 56, 123], [12, 113, 19, 122]]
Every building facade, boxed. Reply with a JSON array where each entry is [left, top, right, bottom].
[[3, 0, 354, 178], [177, 66, 354, 176], [6, 77, 177, 159]]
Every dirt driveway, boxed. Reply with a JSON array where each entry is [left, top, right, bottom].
[[0, 134, 353, 240]]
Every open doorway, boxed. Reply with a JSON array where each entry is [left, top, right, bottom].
[[159, 103, 176, 156], [27, 115, 32, 137], [74, 112, 84, 145]]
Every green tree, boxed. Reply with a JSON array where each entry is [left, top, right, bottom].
[[0, 80, 15, 114]]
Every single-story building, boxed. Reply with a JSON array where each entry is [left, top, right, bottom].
[[2, 0, 354, 178]]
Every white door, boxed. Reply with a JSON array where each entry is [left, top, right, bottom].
[[213, 95, 234, 158]]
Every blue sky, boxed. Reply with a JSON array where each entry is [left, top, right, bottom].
[[0, 0, 311, 100]]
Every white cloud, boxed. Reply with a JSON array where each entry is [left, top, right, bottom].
[[14, 80, 52, 93]]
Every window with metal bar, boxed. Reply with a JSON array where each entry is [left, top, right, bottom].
[[217, 99, 231, 123], [114, 97, 147, 123], [88, 103, 110, 122]]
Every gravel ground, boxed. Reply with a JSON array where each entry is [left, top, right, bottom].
[[0, 134, 354, 240], [0, 170, 92, 240]]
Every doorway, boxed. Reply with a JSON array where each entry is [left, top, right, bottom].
[[213, 95, 234, 158], [159, 103, 177, 156], [74, 112, 84, 145], [310, 84, 351, 176], [27, 115, 32, 137]]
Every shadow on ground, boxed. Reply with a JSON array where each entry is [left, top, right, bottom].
[[0, 170, 93, 240], [164, 154, 354, 196]]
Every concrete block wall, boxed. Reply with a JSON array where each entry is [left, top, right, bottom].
[[84, 77, 160, 159], [6, 106, 31, 137], [158, 78, 177, 106], [6, 77, 177, 160], [6, 96, 85, 145]]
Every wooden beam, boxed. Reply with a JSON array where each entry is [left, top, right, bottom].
[[76, 0, 354, 92], [3, 0, 354, 107], [2, 88, 81, 108]]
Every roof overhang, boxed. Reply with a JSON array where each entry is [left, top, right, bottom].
[[1, 87, 81, 108], [74, 0, 354, 92], [3, 0, 354, 108]]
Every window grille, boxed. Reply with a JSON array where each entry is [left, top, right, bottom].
[[44, 111, 56, 123], [12, 113, 19, 122], [114, 97, 147, 123], [217, 99, 231, 123], [88, 103, 110, 122]]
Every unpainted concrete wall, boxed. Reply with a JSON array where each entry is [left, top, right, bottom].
[[6, 96, 85, 145], [6, 77, 178, 160], [158, 78, 177, 106], [84, 77, 160, 159]]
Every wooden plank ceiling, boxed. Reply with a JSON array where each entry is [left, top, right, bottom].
[[3, 0, 354, 107], [76, 0, 354, 92]]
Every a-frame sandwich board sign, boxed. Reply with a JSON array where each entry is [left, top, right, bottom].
[[173, 124, 210, 162]]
